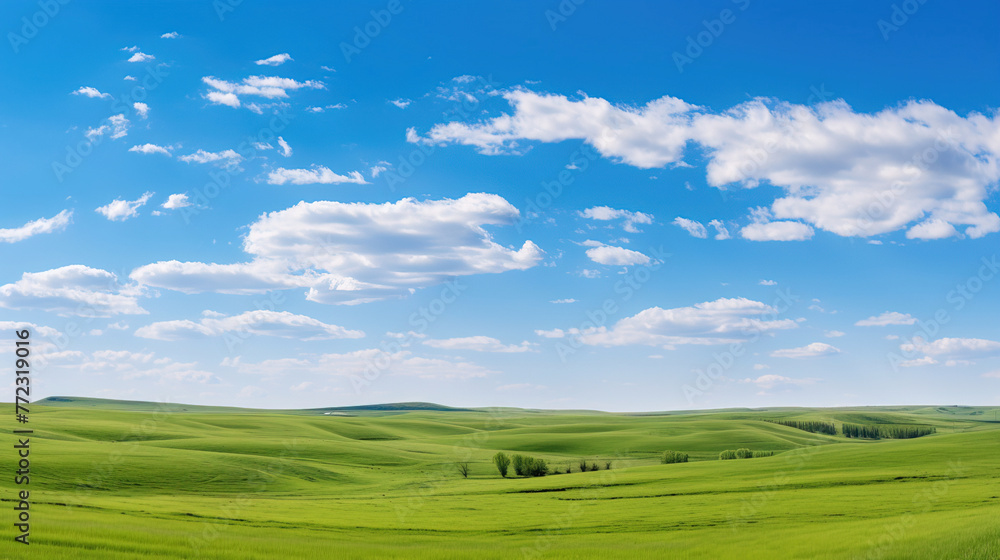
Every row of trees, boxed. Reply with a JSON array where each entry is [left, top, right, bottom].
[[764, 419, 837, 435], [842, 423, 936, 439], [719, 448, 773, 460]]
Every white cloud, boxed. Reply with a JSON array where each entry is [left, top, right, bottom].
[[128, 52, 155, 62], [419, 89, 1000, 241], [160, 32, 180, 39], [423, 336, 534, 353], [128, 143, 172, 156], [743, 374, 815, 389], [741, 221, 814, 241], [135, 310, 364, 341], [162, 194, 191, 209], [578, 269, 601, 279], [583, 241, 649, 266], [121, 45, 139, 52], [673, 217, 707, 238], [758, 280, 777, 286], [753, 363, 769, 370], [900, 337, 1000, 361], [855, 311, 916, 327], [85, 114, 130, 140], [267, 166, 367, 185], [369, 163, 389, 177], [899, 356, 938, 367], [982, 370, 1000, 378], [550, 298, 576, 304], [573, 297, 798, 349], [390, 98, 411, 109], [133, 102, 149, 118], [306, 104, 346, 113], [124, 75, 136, 81], [905, 219, 959, 240], [255, 53, 292, 66], [202, 75, 325, 109], [72, 86, 111, 99], [771, 342, 841, 358], [130, 193, 543, 304], [53, 349, 214, 382], [95, 192, 154, 221], [206, 91, 240, 108], [0, 265, 147, 317], [178, 149, 242, 167], [0, 210, 72, 243], [227, 349, 494, 380], [277, 136, 292, 157], [824, 330, 846, 338], [579, 206, 653, 232], [708, 219, 731, 240]]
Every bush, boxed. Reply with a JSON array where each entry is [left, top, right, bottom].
[[512, 454, 527, 476], [605, 461, 612, 470], [719, 449, 738, 460], [752, 450, 774, 458], [721, 449, 771, 460], [661, 451, 689, 464], [735, 448, 753, 459], [456, 461, 470, 478], [509, 454, 548, 477], [493, 452, 511, 478], [578, 458, 588, 473], [843, 423, 936, 439]]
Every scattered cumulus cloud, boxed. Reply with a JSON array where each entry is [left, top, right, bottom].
[[0, 210, 73, 243], [72, 86, 111, 99], [95, 192, 154, 221], [771, 342, 841, 358], [255, 53, 293, 66], [267, 166, 367, 185], [855, 311, 916, 327]]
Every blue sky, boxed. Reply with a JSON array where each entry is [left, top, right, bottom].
[[2, 0, 999, 411]]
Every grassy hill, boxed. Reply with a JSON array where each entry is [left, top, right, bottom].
[[2, 400, 998, 558]]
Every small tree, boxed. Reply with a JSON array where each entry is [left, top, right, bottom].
[[578, 458, 588, 473], [605, 461, 612, 470], [456, 461, 470, 478], [493, 452, 511, 478], [512, 454, 527, 476], [719, 449, 738, 460], [735, 448, 753, 459], [589, 462, 599, 472]]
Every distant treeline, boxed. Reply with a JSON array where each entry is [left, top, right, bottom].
[[842, 423, 936, 439], [764, 419, 837, 435]]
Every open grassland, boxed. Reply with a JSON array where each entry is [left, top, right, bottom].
[[2, 399, 998, 559]]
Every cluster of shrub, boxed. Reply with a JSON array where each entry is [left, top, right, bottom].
[[719, 448, 773, 460], [842, 423, 936, 439], [661, 451, 689, 464], [764, 419, 837, 435], [490, 452, 549, 477], [491, 452, 614, 477]]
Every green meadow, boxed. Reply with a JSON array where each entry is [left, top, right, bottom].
[[2, 398, 999, 559]]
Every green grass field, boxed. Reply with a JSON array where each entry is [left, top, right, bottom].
[[2, 398, 999, 559]]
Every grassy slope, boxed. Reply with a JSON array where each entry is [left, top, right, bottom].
[[1, 402, 998, 559]]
